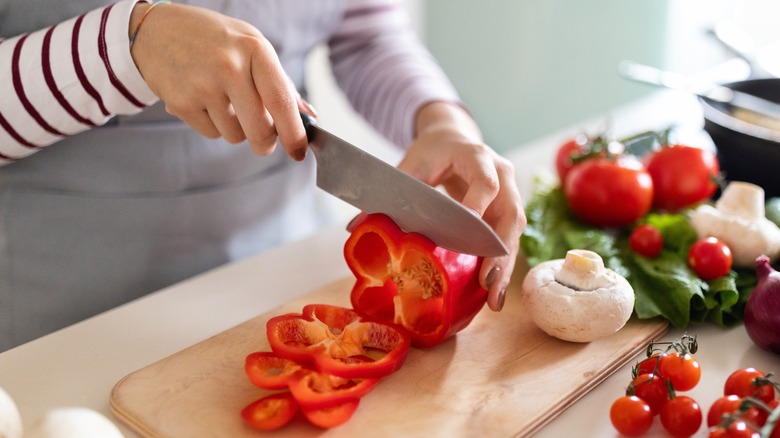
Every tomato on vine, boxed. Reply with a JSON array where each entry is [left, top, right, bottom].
[[658, 352, 701, 392], [723, 368, 776, 404], [630, 373, 669, 415], [555, 134, 589, 183], [660, 395, 702, 437], [643, 144, 720, 212], [564, 155, 653, 228], [610, 395, 653, 437]]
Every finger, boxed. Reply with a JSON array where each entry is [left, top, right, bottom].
[[178, 109, 221, 139], [228, 81, 279, 153], [458, 152, 501, 216], [250, 42, 308, 160], [205, 98, 246, 144], [479, 159, 526, 312]]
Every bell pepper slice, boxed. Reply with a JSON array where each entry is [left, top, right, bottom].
[[244, 351, 300, 390], [266, 303, 411, 379], [245, 350, 379, 410], [240, 392, 298, 431], [300, 399, 360, 429], [344, 213, 488, 348]]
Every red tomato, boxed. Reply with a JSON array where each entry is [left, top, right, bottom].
[[658, 352, 701, 392], [688, 237, 733, 281], [644, 144, 720, 211], [724, 368, 776, 404], [725, 421, 761, 438], [660, 395, 703, 437], [635, 353, 664, 376], [629, 224, 664, 258], [555, 135, 589, 183], [610, 395, 654, 436], [564, 156, 653, 228], [707, 395, 743, 427], [631, 373, 669, 415]]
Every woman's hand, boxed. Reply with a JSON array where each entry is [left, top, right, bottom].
[[128, 2, 312, 160], [399, 102, 526, 312]]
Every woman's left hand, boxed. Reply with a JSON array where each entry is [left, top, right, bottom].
[[398, 102, 526, 312]]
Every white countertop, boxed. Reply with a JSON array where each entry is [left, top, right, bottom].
[[1, 89, 777, 438]]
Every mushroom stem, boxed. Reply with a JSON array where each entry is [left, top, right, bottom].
[[554, 249, 613, 291]]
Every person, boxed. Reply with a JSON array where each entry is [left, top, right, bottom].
[[0, 0, 526, 351]]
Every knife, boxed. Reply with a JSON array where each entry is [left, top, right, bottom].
[[300, 112, 508, 257], [618, 60, 780, 120]]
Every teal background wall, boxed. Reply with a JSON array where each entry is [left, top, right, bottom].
[[424, 1, 672, 151]]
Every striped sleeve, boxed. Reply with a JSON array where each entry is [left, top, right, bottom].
[[328, 0, 462, 149], [0, 0, 158, 165]]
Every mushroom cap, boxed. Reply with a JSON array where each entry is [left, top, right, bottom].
[[521, 258, 635, 343], [27, 408, 124, 438], [0, 386, 22, 438]]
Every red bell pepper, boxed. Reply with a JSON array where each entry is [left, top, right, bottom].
[[241, 390, 361, 430], [244, 350, 380, 410], [240, 392, 298, 431], [265, 303, 410, 379], [300, 399, 360, 429], [344, 213, 488, 348]]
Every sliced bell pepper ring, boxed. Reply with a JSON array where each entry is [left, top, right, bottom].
[[344, 213, 488, 348], [244, 351, 300, 390], [266, 303, 410, 379], [245, 350, 380, 410], [240, 392, 298, 431], [300, 399, 360, 429]]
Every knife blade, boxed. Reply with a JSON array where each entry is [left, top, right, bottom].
[[300, 112, 508, 257]]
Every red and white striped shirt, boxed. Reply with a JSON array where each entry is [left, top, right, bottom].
[[0, 0, 460, 165]]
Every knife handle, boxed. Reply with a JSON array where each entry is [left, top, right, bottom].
[[300, 111, 317, 143]]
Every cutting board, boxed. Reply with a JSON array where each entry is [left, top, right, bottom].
[[110, 264, 668, 438]]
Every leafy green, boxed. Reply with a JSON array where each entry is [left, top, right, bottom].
[[520, 175, 757, 329]]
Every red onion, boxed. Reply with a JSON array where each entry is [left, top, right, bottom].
[[744, 255, 780, 355]]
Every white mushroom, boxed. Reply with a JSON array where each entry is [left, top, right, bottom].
[[521, 249, 635, 343], [689, 181, 780, 267], [27, 408, 124, 438], [0, 386, 23, 438]]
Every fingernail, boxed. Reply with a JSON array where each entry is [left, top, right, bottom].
[[486, 266, 500, 289], [496, 288, 506, 312], [292, 147, 307, 162], [302, 99, 318, 118]]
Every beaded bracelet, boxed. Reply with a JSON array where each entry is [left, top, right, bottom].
[[129, 0, 172, 48]]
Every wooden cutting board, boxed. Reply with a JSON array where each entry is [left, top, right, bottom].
[[110, 263, 668, 438]]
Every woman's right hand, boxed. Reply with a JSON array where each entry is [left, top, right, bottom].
[[128, 2, 311, 160]]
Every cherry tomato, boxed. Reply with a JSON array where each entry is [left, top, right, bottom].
[[724, 368, 776, 404], [643, 144, 720, 211], [725, 420, 761, 438], [636, 353, 664, 376], [707, 395, 743, 427], [564, 156, 653, 228], [660, 395, 702, 437], [631, 373, 669, 415], [688, 237, 733, 281], [610, 395, 653, 436], [629, 224, 664, 258], [709, 428, 728, 438], [658, 352, 701, 392], [555, 135, 589, 183]]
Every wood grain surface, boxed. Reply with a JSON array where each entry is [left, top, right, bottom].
[[110, 264, 668, 438]]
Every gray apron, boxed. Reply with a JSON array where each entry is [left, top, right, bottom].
[[0, 0, 345, 350]]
